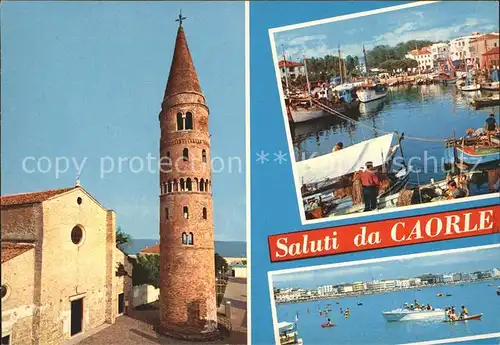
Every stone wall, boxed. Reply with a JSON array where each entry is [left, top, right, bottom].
[[39, 189, 109, 344], [0, 204, 42, 241], [1, 249, 36, 345], [114, 246, 133, 314], [131, 284, 159, 308]]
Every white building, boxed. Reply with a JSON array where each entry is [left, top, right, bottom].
[[430, 42, 450, 68], [405, 47, 433, 71], [409, 278, 422, 286], [442, 274, 454, 283], [395, 279, 411, 289], [449, 32, 484, 66], [317, 285, 337, 296], [489, 268, 500, 277], [279, 60, 306, 81]]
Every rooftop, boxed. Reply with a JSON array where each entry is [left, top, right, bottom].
[[483, 47, 500, 56], [1, 242, 35, 263], [0, 187, 77, 206], [279, 60, 304, 68]]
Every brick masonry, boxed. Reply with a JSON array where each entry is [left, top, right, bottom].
[[158, 24, 218, 339]]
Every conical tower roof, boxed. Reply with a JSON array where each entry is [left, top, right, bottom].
[[164, 26, 202, 100]]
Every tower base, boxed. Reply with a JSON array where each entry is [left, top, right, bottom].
[[156, 324, 221, 342]]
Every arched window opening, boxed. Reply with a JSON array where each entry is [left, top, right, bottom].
[[186, 178, 192, 191], [202, 207, 207, 219], [182, 232, 188, 244], [173, 180, 178, 192], [188, 232, 194, 245], [194, 178, 199, 191], [165, 207, 169, 220], [205, 180, 209, 192], [183, 206, 189, 219], [180, 178, 185, 191], [183, 148, 189, 161], [200, 178, 205, 192], [167, 181, 172, 193], [177, 112, 184, 130], [202, 149, 207, 163], [185, 112, 193, 130]]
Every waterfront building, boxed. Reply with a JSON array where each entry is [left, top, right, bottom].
[[158, 18, 217, 338], [352, 282, 367, 292], [468, 32, 499, 68], [490, 268, 500, 277], [395, 279, 411, 289], [418, 274, 443, 285], [442, 274, 454, 283], [430, 42, 450, 69], [449, 32, 484, 66], [382, 280, 397, 290], [482, 47, 500, 70], [405, 46, 433, 71], [461, 272, 473, 281], [1, 186, 132, 345], [278, 60, 306, 81], [452, 273, 462, 281], [317, 285, 337, 296], [409, 278, 422, 287], [338, 284, 353, 293]]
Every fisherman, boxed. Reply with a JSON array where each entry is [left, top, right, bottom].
[[444, 307, 450, 321], [459, 305, 469, 319], [327, 317, 333, 326], [332, 142, 344, 152], [447, 180, 467, 199], [484, 113, 498, 140], [344, 308, 350, 318], [361, 161, 380, 212]]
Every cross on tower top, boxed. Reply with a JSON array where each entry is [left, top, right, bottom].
[[176, 10, 186, 27]]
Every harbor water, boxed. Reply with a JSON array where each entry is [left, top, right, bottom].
[[291, 85, 500, 186], [275, 280, 500, 345]]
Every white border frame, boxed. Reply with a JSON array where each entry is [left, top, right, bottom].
[[245, 1, 251, 344], [267, 1, 500, 226], [268, 244, 500, 345]]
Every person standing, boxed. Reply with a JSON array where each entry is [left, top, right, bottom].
[[361, 161, 380, 211], [484, 113, 498, 144]]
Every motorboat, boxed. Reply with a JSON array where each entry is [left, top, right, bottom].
[[277, 321, 303, 345], [471, 94, 500, 109], [382, 308, 445, 322], [356, 83, 388, 103]]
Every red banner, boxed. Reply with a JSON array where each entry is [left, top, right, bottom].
[[268, 205, 500, 262]]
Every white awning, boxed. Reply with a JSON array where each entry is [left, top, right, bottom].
[[296, 133, 396, 185]]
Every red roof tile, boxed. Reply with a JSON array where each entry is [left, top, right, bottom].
[[1, 242, 35, 263], [140, 244, 160, 254], [164, 26, 202, 100], [0, 187, 76, 206], [482, 47, 500, 56], [279, 60, 304, 68], [470, 33, 499, 43]]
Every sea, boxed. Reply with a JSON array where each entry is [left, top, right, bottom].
[[275, 280, 500, 345], [291, 85, 500, 186]]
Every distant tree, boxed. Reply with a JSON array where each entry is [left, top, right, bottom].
[[116, 226, 132, 247], [132, 254, 160, 288], [241, 259, 247, 266], [215, 253, 228, 275]]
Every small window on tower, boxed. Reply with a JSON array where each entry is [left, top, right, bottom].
[[180, 178, 185, 191], [165, 207, 169, 220], [186, 178, 192, 191], [183, 148, 189, 161], [167, 182, 172, 193], [185, 112, 193, 130], [202, 207, 207, 219], [202, 150, 207, 163], [200, 178, 205, 192], [183, 206, 189, 219], [177, 112, 184, 130], [182, 232, 188, 245], [188, 232, 194, 245]]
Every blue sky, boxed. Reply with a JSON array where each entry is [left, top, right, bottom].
[[274, 1, 500, 61], [273, 246, 500, 289], [1, 2, 246, 241]]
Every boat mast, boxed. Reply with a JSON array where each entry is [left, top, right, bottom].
[[343, 59, 348, 82], [362, 45, 368, 83], [338, 44, 343, 84], [282, 44, 290, 96], [303, 55, 312, 107]]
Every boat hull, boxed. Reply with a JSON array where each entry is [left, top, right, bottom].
[[458, 84, 481, 92], [356, 89, 388, 103], [290, 108, 325, 123], [442, 314, 483, 322], [445, 145, 500, 166], [382, 309, 445, 322]]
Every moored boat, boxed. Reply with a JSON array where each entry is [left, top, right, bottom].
[[471, 94, 500, 109], [480, 81, 500, 92], [356, 83, 388, 103], [443, 313, 483, 322], [277, 321, 303, 345], [382, 308, 445, 322], [445, 134, 500, 167]]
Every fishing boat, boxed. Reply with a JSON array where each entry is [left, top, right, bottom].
[[445, 133, 500, 167], [298, 133, 411, 219], [458, 72, 481, 91], [480, 81, 500, 92], [288, 96, 326, 123], [321, 323, 335, 328], [330, 83, 361, 111], [277, 321, 303, 345], [443, 314, 483, 322], [356, 83, 389, 103], [382, 308, 445, 322], [471, 94, 500, 109]]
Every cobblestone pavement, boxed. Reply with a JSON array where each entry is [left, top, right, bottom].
[[78, 308, 246, 345]]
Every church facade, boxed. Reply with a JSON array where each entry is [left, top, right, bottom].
[[1, 186, 132, 345], [158, 18, 218, 339]]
